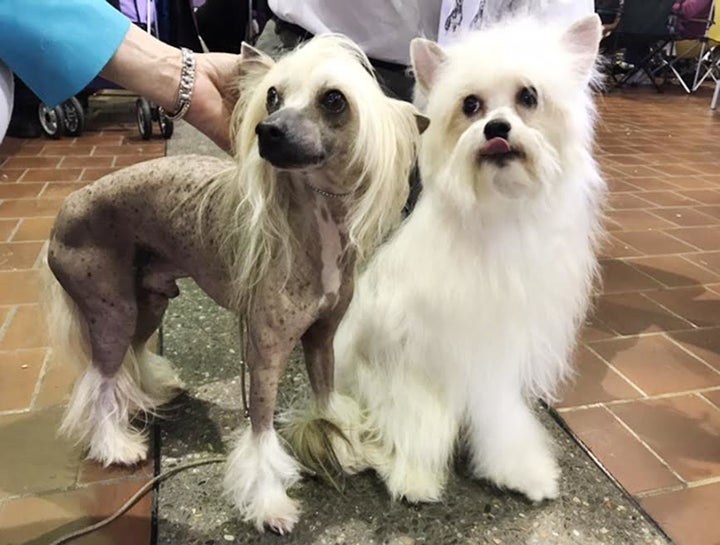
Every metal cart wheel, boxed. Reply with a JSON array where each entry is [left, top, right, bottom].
[[158, 110, 174, 139], [38, 103, 65, 139], [136, 97, 153, 140], [61, 97, 85, 137]]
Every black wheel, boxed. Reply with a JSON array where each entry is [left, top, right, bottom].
[[38, 103, 65, 139], [158, 112, 174, 139], [136, 97, 152, 140], [61, 97, 84, 136]]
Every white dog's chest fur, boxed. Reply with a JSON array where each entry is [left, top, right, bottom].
[[337, 174, 601, 407]]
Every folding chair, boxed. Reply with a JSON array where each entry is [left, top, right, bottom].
[[596, 0, 625, 40], [612, 0, 678, 92], [691, 0, 720, 90], [713, 78, 720, 107]]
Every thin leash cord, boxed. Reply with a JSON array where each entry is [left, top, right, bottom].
[[48, 456, 226, 545], [240, 321, 250, 418]]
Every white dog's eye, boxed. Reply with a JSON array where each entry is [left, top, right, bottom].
[[462, 95, 482, 117], [320, 89, 347, 114], [266, 86, 281, 111], [517, 86, 538, 109]]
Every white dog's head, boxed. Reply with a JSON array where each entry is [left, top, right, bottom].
[[412, 15, 602, 206]]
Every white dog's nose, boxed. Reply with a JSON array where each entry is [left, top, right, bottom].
[[484, 119, 511, 140]]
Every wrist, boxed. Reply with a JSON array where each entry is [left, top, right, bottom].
[[100, 25, 183, 112], [159, 48, 196, 121]]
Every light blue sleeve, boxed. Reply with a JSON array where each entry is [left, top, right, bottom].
[[0, 0, 131, 107]]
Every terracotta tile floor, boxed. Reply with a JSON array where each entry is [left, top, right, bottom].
[[0, 112, 162, 545], [556, 88, 720, 545]]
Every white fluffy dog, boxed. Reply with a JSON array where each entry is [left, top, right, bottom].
[[329, 15, 606, 503]]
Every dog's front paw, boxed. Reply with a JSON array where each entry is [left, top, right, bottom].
[[383, 462, 445, 503], [87, 427, 148, 467], [258, 494, 300, 535], [479, 449, 560, 502]]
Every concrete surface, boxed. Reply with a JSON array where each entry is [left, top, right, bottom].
[[153, 119, 671, 545]]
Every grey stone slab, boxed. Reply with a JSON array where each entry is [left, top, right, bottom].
[[155, 278, 669, 545]]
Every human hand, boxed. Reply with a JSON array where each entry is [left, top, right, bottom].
[[185, 52, 240, 152], [101, 25, 241, 152]]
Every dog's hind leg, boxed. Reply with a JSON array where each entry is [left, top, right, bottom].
[[132, 287, 184, 407], [53, 249, 153, 466], [360, 366, 458, 503], [223, 318, 302, 535]]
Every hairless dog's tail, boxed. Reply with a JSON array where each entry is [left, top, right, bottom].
[[40, 249, 92, 370], [39, 248, 156, 446]]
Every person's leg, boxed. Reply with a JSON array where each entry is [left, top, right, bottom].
[[7, 76, 41, 139], [195, 0, 249, 53], [0, 61, 13, 142], [370, 63, 422, 213]]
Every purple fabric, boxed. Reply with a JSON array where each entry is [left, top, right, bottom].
[[673, 0, 712, 38], [119, 0, 149, 24]]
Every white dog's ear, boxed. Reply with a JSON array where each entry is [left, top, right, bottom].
[[563, 15, 602, 82], [410, 38, 447, 94], [415, 112, 431, 134]]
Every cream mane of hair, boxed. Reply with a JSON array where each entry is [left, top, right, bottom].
[[199, 35, 419, 313]]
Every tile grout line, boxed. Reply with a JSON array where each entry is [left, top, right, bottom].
[[37, 182, 49, 199], [604, 406, 687, 485], [635, 483, 688, 499], [584, 343, 649, 397], [659, 227, 711, 253], [0, 305, 17, 345], [557, 384, 720, 412], [636, 291, 697, 329], [678, 253, 720, 278], [618, 253, 720, 286], [28, 348, 52, 411], [0, 406, 32, 417], [587, 324, 718, 344], [696, 391, 720, 412], [662, 333, 720, 378], [0, 472, 153, 503], [7, 218, 23, 242]]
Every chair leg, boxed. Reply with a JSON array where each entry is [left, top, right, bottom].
[[712, 79, 720, 109]]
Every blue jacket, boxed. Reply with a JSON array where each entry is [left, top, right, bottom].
[[0, 0, 130, 106]]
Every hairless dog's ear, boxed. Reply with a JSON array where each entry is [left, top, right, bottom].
[[240, 42, 275, 66], [225, 43, 275, 108]]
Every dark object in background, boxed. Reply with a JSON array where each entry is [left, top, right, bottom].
[[195, 0, 249, 53], [7, 75, 41, 138], [194, 0, 269, 52]]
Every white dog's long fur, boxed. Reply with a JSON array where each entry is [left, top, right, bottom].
[[330, 16, 606, 502]]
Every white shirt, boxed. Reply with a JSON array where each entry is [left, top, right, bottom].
[[438, 0, 595, 45], [268, 0, 594, 65], [269, 0, 442, 65]]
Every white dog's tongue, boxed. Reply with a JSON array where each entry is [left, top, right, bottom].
[[483, 137, 511, 155]]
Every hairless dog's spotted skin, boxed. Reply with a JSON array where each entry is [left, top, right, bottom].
[[44, 36, 426, 533]]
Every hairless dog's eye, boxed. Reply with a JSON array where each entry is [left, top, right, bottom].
[[266, 86, 281, 112], [320, 89, 347, 114]]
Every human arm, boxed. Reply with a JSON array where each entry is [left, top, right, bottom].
[[100, 24, 238, 150], [0, 0, 238, 150]]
